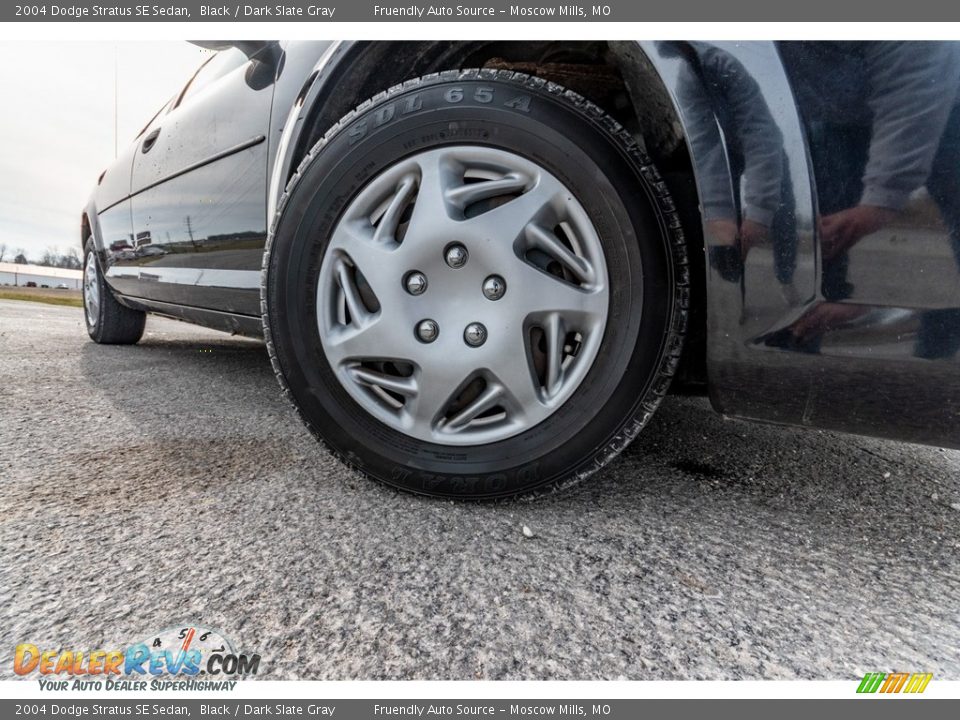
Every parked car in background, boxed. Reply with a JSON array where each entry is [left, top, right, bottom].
[[81, 41, 960, 498]]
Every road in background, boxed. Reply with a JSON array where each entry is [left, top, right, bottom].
[[1, 299, 958, 680]]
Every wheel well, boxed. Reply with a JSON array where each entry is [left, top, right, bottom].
[[296, 41, 707, 388]]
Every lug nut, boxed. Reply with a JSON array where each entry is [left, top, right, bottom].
[[463, 322, 487, 347], [415, 319, 439, 343], [444, 243, 469, 269], [404, 271, 427, 296], [482, 275, 506, 301]]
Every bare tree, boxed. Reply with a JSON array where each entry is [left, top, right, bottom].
[[0, 243, 6, 263], [32, 246, 83, 269], [61, 248, 81, 270], [40, 247, 59, 267]]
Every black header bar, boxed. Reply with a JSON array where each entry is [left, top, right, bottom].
[[5, 1, 960, 22]]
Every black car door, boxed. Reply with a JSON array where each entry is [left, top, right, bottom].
[[115, 44, 280, 316]]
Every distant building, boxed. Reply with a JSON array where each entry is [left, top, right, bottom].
[[0, 262, 82, 289]]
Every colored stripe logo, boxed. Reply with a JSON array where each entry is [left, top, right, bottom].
[[857, 672, 933, 694]]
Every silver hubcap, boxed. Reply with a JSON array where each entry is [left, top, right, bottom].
[[83, 250, 100, 327], [317, 146, 610, 445]]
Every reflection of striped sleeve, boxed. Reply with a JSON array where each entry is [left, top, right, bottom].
[[675, 62, 735, 223], [680, 45, 785, 226], [861, 42, 960, 210], [704, 48, 784, 227]]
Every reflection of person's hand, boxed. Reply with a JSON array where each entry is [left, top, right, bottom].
[[706, 219, 739, 247], [739, 219, 769, 258], [705, 219, 741, 283], [706, 218, 769, 258], [820, 205, 898, 260]]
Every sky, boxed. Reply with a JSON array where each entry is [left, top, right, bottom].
[[0, 42, 210, 262]]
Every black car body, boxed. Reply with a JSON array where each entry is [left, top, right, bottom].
[[82, 41, 960, 494]]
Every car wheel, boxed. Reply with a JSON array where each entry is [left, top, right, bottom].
[[263, 69, 687, 498], [83, 239, 146, 344]]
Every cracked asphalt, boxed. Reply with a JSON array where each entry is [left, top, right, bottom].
[[1, 299, 959, 680]]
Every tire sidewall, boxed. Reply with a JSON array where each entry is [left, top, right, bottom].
[[267, 74, 675, 497]]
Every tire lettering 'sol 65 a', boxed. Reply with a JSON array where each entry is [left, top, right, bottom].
[[444, 86, 532, 112], [347, 94, 423, 145], [348, 88, 533, 145]]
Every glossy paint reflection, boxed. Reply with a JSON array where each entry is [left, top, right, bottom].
[[644, 41, 960, 447], [103, 45, 280, 316], [775, 42, 960, 357]]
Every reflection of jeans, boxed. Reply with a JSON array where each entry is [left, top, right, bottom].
[[726, 150, 798, 286], [927, 103, 960, 269], [806, 122, 870, 301], [918, 103, 960, 359], [770, 171, 797, 286], [916, 309, 960, 358]]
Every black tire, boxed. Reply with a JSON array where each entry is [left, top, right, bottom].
[[83, 239, 146, 345], [263, 69, 687, 499]]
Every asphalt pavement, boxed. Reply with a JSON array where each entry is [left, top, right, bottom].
[[1, 299, 958, 680]]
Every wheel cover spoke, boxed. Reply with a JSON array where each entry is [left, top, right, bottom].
[[523, 223, 595, 286], [316, 146, 615, 445], [443, 382, 506, 433], [404, 152, 459, 241], [445, 172, 531, 211], [372, 173, 418, 246], [347, 366, 418, 398], [408, 364, 467, 430]]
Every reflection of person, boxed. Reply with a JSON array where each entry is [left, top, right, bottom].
[[767, 42, 960, 354], [781, 41, 960, 298], [666, 42, 797, 299], [917, 100, 960, 358]]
